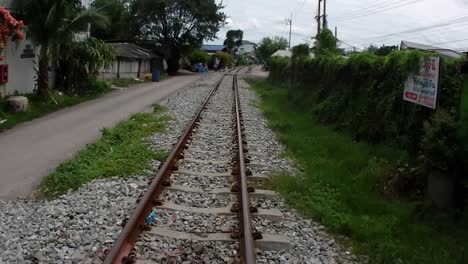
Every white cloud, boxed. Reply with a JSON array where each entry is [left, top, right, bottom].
[[210, 0, 468, 51]]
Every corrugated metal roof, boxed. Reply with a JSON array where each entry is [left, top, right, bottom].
[[272, 50, 292, 58], [108, 43, 157, 59], [401, 40, 462, 59], [201, 45, 225, 52]]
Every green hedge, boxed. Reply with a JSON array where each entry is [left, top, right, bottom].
[[269, 51, 467, 186]]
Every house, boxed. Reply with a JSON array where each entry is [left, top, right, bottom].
[[271, 50, 292, 58], [100, 43, 160, 79], [237, 40, 257, 55], [201, 45, 228, 55], [400, 40, 463, 59], [0, 0, 38, 97]]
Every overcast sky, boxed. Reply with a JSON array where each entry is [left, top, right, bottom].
[[210, 0, 468, 51]]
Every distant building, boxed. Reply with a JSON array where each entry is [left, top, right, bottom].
[[237, 40, 257, 55], [201, 45, 228, 55], [271, 50, 292, 58], [100, 43, 160, 79], [271, 50, 315, 59], [400, 40, 463, 59]]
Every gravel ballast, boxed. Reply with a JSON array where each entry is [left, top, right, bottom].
[[0, 72, 361, 264], [0, 74, 223, 263]]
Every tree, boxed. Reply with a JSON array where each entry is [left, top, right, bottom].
[[315, 28, 339, 56], [224, 29, 243, 51], [91, 0, 132, 41], [14, 0, 108, 96], [55, 37, 114, 94], [189, 50, 209, 64], [255, 36, 288, 64], [0, 8, 25, 60], [131, 0, 226, 75], [291, 44, 310, 59]]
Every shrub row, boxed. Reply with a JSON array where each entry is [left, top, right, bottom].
[[269, 51, 468, 189]]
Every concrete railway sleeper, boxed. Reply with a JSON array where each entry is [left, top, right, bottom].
[[101, 71, 289, 264]]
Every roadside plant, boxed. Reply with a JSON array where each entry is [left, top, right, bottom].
[[14, 0, 109, 97], [189, 50, 209, 65], [131, 0, 227, 75], [0, 7, 25, 60], [55, 37, 114, 95]]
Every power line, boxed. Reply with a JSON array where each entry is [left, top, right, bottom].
[[353, 15, 468, 44], [429, 38, 468, 46], [335, 0, 424, 22], [334, 0, 418, 21]]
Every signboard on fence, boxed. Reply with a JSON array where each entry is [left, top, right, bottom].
[[403, 56, 441, 109]]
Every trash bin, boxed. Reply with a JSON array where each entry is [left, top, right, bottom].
[[152, 69, 160, 82]]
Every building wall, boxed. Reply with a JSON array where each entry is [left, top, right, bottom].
[[99, 59, 152, 79], [238, 44, 256, 55], [0, 38, 37, 96]]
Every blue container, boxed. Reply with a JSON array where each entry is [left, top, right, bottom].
[[152, 69, 161, 82]]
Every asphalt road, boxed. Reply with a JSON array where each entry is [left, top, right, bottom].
[[0, 73, 200, 200]]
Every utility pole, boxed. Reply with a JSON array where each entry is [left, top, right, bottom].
[[335, 26, 337, 39], [316, 0, 322, 37], [285, 13, 292, 50], [323, 0, 327, 29]]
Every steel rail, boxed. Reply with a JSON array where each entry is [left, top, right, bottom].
[[103, 75, 225, 264], [233, 75, 257, 264]]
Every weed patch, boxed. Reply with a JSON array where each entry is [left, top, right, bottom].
[[39, 109, 169, 198]]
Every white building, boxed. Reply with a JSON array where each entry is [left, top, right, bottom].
[[0, 0, 38, 97], [100, 43, 159, 79], [237, 40, 257, 55]]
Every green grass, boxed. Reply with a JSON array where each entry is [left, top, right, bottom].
[[249, 79, 468, 264], [109, 74, 170, 88], [110, 78, 145, 87], [0, 91, 108, 131], [39, 106, 170, 198]]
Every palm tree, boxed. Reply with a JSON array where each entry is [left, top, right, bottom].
[[14, 0, 108, 96]]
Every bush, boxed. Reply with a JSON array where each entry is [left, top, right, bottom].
[[212, 52, 234, 67], [189, 50, 209, 64], [269, 50, 468, 198]]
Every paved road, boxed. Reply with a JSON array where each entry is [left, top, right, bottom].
[[0, 73, 200, 200]]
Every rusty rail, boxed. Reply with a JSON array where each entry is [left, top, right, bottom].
[[103, 75, 225, 264], [233, 75, 257, 264]]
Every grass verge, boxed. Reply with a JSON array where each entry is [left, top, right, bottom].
[[0, 83, 111, 131], [39, 106, 170, 198], [110, 78, 146, 87], [249, 79, 468, 264]]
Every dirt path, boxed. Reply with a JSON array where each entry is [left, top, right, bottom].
[[0, 73, 201, 200]]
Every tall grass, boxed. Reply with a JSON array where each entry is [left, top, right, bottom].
[[251, 79, 468, 264]]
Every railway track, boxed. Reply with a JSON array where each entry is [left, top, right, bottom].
[[101, 72, 289, 264]]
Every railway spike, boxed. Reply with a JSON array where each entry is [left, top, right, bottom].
[[253, 231, 263, 240], [121, 252, 137, 264], [231, 184, 239, 192], [231, 229, 241, 239], [246, 169, 253, 176], [139, 224, 152, 231], [247, 186, 255, 193], [230, 203, 240, 213], [152, 199, 164, 206], [250, 206, 259, 213], [162, 180, 172, 187]]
